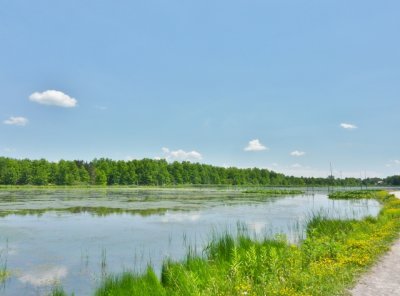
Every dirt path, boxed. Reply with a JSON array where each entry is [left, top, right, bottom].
[[350, 191, 400, 296]]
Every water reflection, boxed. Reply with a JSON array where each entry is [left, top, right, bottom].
[[19, 265, 68, 287], [0, 190, 381, 295], [161, 213, 202, 223]]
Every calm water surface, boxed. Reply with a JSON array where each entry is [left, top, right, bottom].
[[0, 189, 381, 295]]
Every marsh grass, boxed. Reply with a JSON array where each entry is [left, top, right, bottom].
[[90, 190, 400, 296], [94, 268, 165, 296], [50, 285, 76, 296], [328, 190, 382, 200], [51, 286, 68, 296]]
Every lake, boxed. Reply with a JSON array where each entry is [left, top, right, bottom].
[[0, 188, 381, 295]]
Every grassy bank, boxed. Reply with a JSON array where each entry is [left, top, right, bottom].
[[53, 190, 400, 295]]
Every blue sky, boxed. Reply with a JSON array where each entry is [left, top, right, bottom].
[[1, 0, 399, 178]]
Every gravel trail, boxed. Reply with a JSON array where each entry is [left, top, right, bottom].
[[350, 191, 400, 296]]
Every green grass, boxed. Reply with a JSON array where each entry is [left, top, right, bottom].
[[95, 268, 166, 296], [50, 285, 76, 296], [242, 189, 305, 195], [51, 286, 68, 296], [91, 190, 400, 296], [328, 190, 382, 200]]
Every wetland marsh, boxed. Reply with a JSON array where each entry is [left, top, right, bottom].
[[0, 188, 382, 295]]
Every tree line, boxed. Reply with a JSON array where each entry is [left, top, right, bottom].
[[0, 157, 397, 186]]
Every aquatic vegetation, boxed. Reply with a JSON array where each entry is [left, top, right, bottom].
[[0, 206, 172, 218], [0, 251, 8, 283], [328, 190, 382, 200], [0, 243, 8, 283], [94, 268, 166, 296], [0, 268, 6, 278], [51, 285, 74, 296], [0, 268, 7, 283], [242, 189, 304, 195], [51, 288, 66, 296], [93, 190, 400, 296]]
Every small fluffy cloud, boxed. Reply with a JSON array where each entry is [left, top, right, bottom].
[[340, 123, 357, 130], [29, 90, 77, 108], [244, 139, 268, 151], [290, 150, 305, 157], [3, 116, 28, 126], [162, 147, 203, 162]]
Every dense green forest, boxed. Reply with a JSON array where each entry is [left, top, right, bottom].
[[0, 157, 398, 187]]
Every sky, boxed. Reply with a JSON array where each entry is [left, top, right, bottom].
[[1, 0, 399, 178]]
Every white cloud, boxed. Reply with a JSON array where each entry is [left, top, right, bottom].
[[161, 147, 202, 162], [3, 116, 28, 126], [340, 123, 357, 130], [290, 150, 305, 157], [244, 139, 268, 151], [29, 90, 77, 108]]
